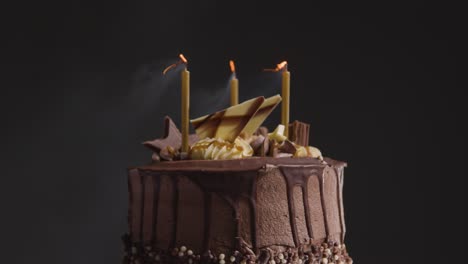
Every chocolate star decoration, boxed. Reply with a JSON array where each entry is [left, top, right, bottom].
[[143, 116, 199, 161], [143, 116, 181, 161]]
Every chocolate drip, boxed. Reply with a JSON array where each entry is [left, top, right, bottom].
[[128, 169, 142, 242], [234, 195, 255, 248], [139, 173, 146, 242], [221, 195, 239, 249], [317, 171, 330, 240], [322, 158, 347, 243], [335, 167, 346, 243], [250, 175, 258, 251], [280, 166, 319, 246], [186, 171, 258, 251], [170, 176, 179, 248], [154, 174, 176, 248], [301, 181, 313, 240], [203, 192, 212, 251], [286, 185, 299, 245], [142, 173, 156, 242], [128, 170, 134, 240], [233, 201, 240, 240], [151, 174, 162, 243]]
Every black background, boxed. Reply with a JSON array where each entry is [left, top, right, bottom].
[[2, 1, 465, 264]]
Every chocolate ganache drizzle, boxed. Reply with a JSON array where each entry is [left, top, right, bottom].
[[127, 157, 347, 256]]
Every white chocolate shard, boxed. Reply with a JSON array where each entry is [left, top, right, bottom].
[[268, 124, 287, 142], [241, 94, 282, 136], [215, 97, 265, 142], [190, 96, 265, 142]]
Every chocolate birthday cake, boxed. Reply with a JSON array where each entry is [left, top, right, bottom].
[[122, 94, 354, 264]]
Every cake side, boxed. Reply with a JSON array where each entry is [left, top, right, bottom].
[[123, 157, 352, 264]]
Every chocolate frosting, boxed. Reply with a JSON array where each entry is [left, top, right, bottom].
[[127, 156, 349, 256], [134, 157, 342, 171]]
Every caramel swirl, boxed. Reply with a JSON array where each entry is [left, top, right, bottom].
[[294, 144, 323, 160], [189, 137, 253, 160]]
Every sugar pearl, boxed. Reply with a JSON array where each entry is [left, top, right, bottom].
[[219, 254, 226, 260], [230, 256, 236, 262], [278, 253, 285, 260], [334, 255, 339, 260], [219, 260, 226, 264], [298, 259, 303, 264], [178, 251, 184, 257], [269, 260, 276, 264], [281, 259, 287, 264], [321, 258, 328, 264], [180, 246, 187, 252], [187, 250, 193, 256], [240, 260, 247, 264], [324, 249, 332, 256]]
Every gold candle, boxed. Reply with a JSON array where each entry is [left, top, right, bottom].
[[281, 63, 290, 138], [229, 60, 239, 106], [180, 55, 190, 153]]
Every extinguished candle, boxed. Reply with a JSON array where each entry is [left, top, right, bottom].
[[229, 60, 239, 106], [281, 65, 290, 138], [181, 66, 190, 153]]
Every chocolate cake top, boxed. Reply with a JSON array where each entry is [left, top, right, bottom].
[[133, 157, 346, 172], [143, 115, 326, 163]]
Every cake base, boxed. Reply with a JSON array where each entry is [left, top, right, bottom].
[[122, 234, 353, 264], [124, 157, 353, 264]]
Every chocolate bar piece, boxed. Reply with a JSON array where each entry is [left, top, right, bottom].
[[288, 120, 310, 146]]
